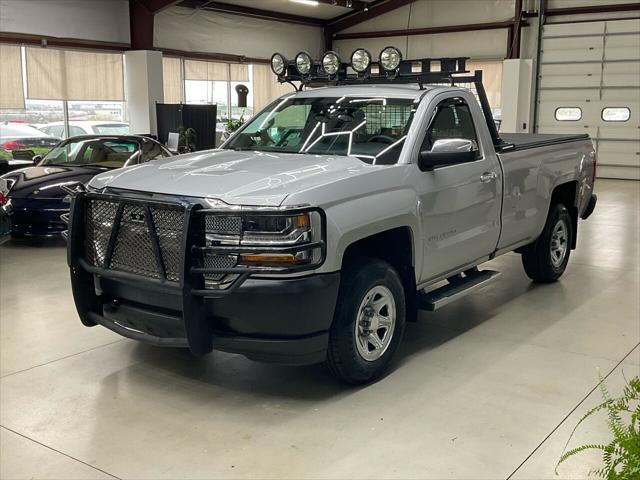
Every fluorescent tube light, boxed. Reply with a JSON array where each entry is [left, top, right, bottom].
[[289, 0, 320, 6]]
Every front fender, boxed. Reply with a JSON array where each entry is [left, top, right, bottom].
[[319, 187, 420, 274]]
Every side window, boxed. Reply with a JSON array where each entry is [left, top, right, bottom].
[[141, 141, 164, 162], [422, 99, 478, 151], [50, 126, 64, 138], [69, 126, 85, 137]]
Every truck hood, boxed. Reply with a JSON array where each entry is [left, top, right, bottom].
[[89, 149, 370, 206]]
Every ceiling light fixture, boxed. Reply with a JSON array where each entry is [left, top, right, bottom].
[[289, 0, 320, 6]]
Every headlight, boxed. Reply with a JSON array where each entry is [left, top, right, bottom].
[[351, 48, 371, 73], [379, 46, 402, 72], [271, 52, 287, 76], [322, 51, 341, 76], [203, 210, 323, 269], [295, 51, 313, 75]]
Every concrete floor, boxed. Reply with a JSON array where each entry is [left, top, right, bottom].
[[0, 179, 638, 480]]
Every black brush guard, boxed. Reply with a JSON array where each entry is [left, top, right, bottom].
[[65, 191, 326, 355]]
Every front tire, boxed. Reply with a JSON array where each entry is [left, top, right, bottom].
[[326, 258, 406, 385], [521, 203, 573, 282]]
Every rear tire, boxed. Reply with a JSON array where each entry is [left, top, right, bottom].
[[521, 203, 573, 283], [326, 258, 406, 385]]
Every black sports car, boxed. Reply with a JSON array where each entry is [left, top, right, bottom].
[[1, 135, 173, 237]]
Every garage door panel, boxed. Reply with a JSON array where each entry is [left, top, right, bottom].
[[539, 89, 600, 101], [602, 89, 640, 101], [606, 19, 640, 34], [544, 22, 605, 36], [597, 165, 640, 180], [542, 47, 604, 63], [600, 123, 639, 140], [536, 18, 637, 180], [540, 74, 602, 88], [602, 72, 640, 87], [538, 124, 596, 138], [541, 63, 601, 76]]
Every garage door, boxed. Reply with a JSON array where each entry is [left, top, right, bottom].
[[536, 18, 640, 180]]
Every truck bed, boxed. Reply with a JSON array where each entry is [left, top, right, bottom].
[[500, 133, 590, 152]]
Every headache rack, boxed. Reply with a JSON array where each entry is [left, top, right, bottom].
[[276, 54, 507, 150]]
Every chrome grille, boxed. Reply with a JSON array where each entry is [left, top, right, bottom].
[[84, 198, 185, 282]]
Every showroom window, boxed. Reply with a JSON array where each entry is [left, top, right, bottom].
[[0, 45, 126, 145], [602, 107, 631, 122]]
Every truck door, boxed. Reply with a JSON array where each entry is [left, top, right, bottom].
[[416, 94, 502, 282]]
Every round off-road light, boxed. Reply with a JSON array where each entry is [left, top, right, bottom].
[[350, 48, 371, 73], [379, 46, 402, 71], [295, 51, 313, 75], [271, 53, 287, 76], [322, 51, 341, 76]]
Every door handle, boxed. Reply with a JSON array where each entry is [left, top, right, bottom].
[[480, 171, 498, 183]]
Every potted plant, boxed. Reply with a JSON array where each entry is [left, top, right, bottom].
[[178, 126, 196, 153]]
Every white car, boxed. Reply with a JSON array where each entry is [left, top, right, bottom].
[[38, 121, 130, 139]]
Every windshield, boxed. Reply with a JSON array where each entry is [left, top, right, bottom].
[[225, 96, 418, 164], [41, 138, 139, 168], [94, 124, 130, 135]]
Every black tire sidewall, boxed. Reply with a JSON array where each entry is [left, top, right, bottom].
[[523, 204, 573, 282], [327, 258, 406, 384]]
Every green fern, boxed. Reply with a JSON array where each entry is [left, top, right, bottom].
[[556, 375, 640, 479]]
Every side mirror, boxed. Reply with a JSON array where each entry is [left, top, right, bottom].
[[32, 155, 42, 165], [418, 138, 478, 171]]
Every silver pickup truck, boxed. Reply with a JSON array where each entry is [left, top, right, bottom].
[[64, 50, 597, 384]]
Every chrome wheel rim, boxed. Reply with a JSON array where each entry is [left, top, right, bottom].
[[550, 219, 569, 268], [355, 285, 396, 362]]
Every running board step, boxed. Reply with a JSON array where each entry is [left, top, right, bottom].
[[418, 269, 502, 311]]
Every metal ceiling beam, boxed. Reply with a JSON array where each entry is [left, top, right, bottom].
[[332, 19, 527, 40], [177, 0, 325, 26], [327, 0, 415, 34], [316, 0, 369, 9]]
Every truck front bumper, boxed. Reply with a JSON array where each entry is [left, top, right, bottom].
[[66, 190, 337, 365], [83, 273, 340, 365]]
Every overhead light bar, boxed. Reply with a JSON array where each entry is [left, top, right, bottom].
[[269, 46, 470, 88]]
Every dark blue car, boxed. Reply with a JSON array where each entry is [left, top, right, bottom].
[[1, 135, 173, 237]]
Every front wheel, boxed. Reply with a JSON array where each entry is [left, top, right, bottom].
[[325, 258, 406, 385], [521, 203, 573, 282]]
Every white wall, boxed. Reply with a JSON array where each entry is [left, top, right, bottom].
[[0, 0, 130, 44], [334, 0, 515, 60], [155, 6, 324, 60]]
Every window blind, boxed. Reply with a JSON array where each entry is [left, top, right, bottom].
[[25, 47, 124, 101], [0, 44, 25, 109], [163, 56, 182, 104], [252, 64, 295, 113]]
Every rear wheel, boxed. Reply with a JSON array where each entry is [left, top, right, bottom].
[[521, 203, 573, 282], [326, 258, 406, 385]]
